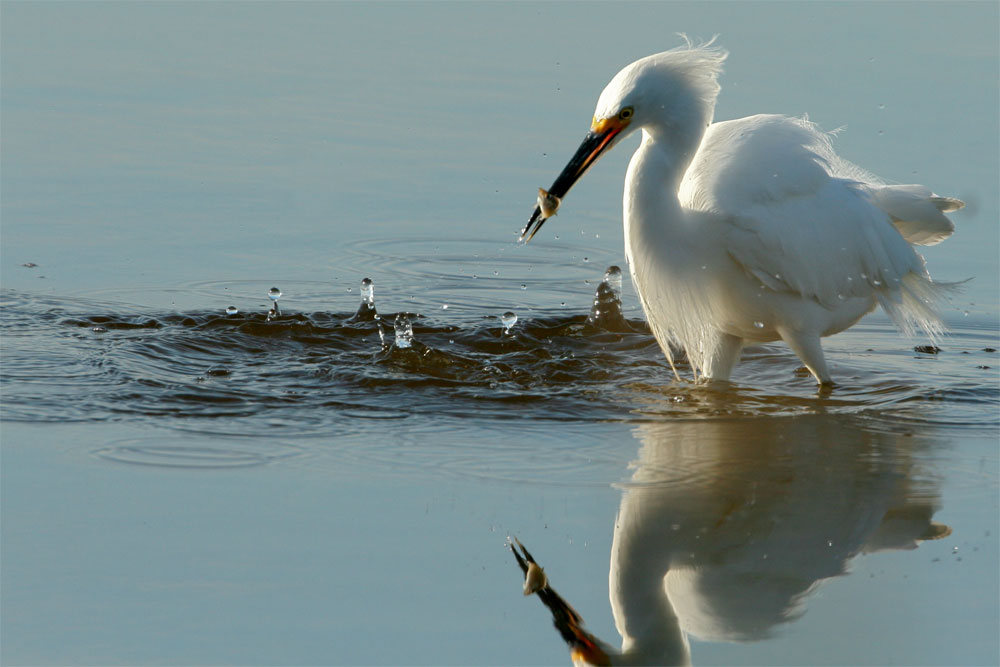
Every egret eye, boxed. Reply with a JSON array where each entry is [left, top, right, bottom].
[[618, 107, 634, 120]]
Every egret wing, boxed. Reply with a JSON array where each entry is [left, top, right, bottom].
[[680, 115, 935, 310]]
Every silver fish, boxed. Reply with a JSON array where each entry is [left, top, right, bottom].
[[537, 187, 561, 219]]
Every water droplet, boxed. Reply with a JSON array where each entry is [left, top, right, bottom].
[[360, 277, 374, 304], [225, 306, 238, 315], [827, 540, 834, 547], [92, 326, 107, 333], [837, 293, 845, 300], [268, 287, 282, 301], [603, 265, 623, 295], [873, 279, 883, 286], [753, 321, 765, 329], [441, 304, 449, 310], [351, 278, 379, 323], [394, 313, 413, 349], [501, 311, 517, 333]]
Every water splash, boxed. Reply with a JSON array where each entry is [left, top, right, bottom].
[[352, 277, 378, 322], [8, 281, 995, 429], [225, 306, 238, 316], [587, 266, 631, 332], [267, 286, 282, 320], [501, 311, 518, 334], [603, 265, 623, 297], [394, 313, 414, 349]]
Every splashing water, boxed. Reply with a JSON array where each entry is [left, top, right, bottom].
[[603, 265, 623, 298], [501, 311, 518, 334], [225, 306, 238, 315], [394, 313, 414, 349], [266, 286, 282, 320], [353, 278, 379, 322], [587, 266, 632, 332], [4, 273, 996, 430]]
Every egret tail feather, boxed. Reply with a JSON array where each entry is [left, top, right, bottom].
[[877, 273, 964, 343]]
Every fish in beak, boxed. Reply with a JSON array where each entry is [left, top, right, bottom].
[[520, 113, 632, 243]]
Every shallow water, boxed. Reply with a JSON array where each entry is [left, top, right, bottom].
[[3, 269, 998, 665], [2, 3, 999, 666]]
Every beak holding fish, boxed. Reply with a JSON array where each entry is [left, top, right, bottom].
[[519, 187, 561, 243], [537, 188, 562, 222], [519, 110, 633, 243]]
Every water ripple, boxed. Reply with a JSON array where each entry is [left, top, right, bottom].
[[94, 437, 305, 469], [2, 286, 998, 437]]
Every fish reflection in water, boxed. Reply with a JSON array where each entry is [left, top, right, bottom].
[[512, 415, 950, 665]]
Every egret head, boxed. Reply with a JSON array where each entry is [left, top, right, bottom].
[[521, 41, 727, 243]]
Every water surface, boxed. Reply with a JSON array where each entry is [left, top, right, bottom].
[[2, 3, 998, 665]]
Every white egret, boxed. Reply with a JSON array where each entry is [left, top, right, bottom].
[[521, 41, 963, 385]]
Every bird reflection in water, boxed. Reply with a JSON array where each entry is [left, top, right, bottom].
[[511, 415, 950, 665]]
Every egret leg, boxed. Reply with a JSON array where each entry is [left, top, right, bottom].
[[702, 333, 744, 381], [777, 328, 833, 385]]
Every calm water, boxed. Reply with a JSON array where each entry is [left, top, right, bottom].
[[2, 3, 998, 666]]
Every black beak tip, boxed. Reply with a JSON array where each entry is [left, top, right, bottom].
[[520, 207, 545, 243]]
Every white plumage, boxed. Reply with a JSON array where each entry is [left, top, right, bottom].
[[522, 42, 962, 385]]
